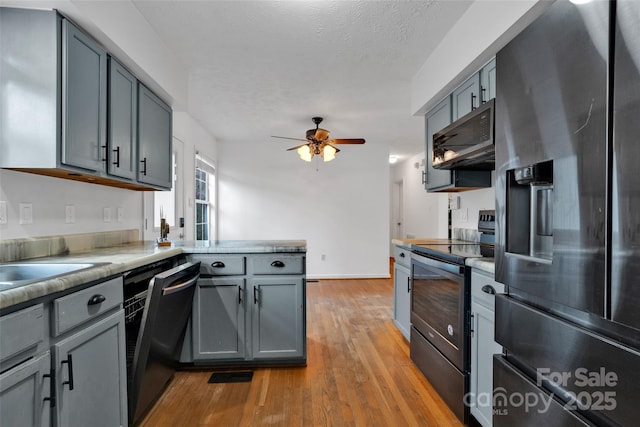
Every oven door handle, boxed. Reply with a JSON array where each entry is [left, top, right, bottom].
[[410, 253, 464, 275]]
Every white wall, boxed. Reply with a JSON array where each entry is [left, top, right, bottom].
[[390, 153, 448, 242], [218, 140, 390, 279], [451, 174, 496, 231], [0, 170, 143, 239]]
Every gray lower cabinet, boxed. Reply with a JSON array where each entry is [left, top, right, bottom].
[[189, 253, 306, 364], [0, 351, 51, 427], [0, 304, 50, 427], [392, 245, 411, 340], [193, 277, 246, 360], [470, 270, 505, 427], [250, 276, 305, 360], [53, 309, 127, 427]]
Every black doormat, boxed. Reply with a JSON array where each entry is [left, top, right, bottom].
[[208, 371, 253, 384]]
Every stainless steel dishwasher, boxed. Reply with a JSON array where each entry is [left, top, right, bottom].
[[124, 260, 200, 426]]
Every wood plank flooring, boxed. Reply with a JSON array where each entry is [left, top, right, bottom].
[[139, 278, 463, 426]]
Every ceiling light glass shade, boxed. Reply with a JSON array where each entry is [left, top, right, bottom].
[[323, 145, 337, 162], [297, 145, 312, 162]]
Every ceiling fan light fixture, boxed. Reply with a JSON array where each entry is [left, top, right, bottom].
[[322, 144, 337, 162], [297, 145, 312, 162]]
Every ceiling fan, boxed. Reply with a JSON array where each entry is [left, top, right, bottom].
[[272, 117, 365, 162]]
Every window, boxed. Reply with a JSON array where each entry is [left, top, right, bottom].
[[195, 154, 216, 241]]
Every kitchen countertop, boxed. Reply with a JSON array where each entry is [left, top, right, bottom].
[[0, 236, 306, 310], [465, 257, 495, 275], [392, 237, 495, 275]]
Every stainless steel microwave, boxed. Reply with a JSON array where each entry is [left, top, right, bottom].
[[432, 99, 495, 170]]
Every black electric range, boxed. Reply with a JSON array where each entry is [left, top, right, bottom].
[[411, 240, 483, 265]]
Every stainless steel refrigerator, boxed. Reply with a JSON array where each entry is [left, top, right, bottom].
[[494, 0, 640, 425]]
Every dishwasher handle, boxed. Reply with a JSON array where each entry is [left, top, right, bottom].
[[162, 274, 200, 296]]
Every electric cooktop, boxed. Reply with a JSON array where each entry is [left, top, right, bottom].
[[411, 240, 483, 265]]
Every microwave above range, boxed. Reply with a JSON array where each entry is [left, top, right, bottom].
[[432, 99, 495, 170]]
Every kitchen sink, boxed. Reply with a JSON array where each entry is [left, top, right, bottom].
[[0, 262, 104, 290]]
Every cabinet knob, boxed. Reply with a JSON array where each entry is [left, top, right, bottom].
[[270, 260, 285, 268], [87, 294, 106, 305], [211, 261, 226, 268], [481, 285, 496, 295], [399, 252, 405, 258]]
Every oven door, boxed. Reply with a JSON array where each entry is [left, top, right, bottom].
[[411, 252, 468, 371]]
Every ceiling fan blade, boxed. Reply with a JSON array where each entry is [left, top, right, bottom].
[[329, 138, 366, 145], [314, 128, 330, 141], [286, 144, 309, 151], [272, 136, 309, 142]]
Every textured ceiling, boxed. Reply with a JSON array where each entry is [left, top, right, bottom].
[[131, 0, 473, 161]]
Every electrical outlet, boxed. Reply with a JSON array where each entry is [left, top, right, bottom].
[[321, 254, 326, 261], [65, 205, 75, 224], [117, 207, 124, 222], [19, 203, 33, 224], [0, 201, 7, 224], [459, 208, 468, 222], [103, 207, 111, 222]]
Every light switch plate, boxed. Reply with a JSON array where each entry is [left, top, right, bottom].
[[103, 207, 111, 222], [19, 203, 33, 224], [459, 208, 468, 222], [0, 201, 7, 224], [65, 205, 75, 224], [116, 207, 123, 222]]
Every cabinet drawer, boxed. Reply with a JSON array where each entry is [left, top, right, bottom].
[[0, 304, 45, 366], [393, 245, 411, 268], [471, 271, 505, 310], [252, 255, 304, 275], [52, 276, 123, 336], [190, 255, 245, 276]]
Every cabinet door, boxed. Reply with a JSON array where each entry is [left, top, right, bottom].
[[424, 97, 453, 191], [470, 301, 501, 427], [480, 58, 496, 104], [452, 73, 481, 120], [108, 58, 137, 180], [61, 19, 107, 173], [138, 83, 172, 189], [192, 278, 246, 360], [250, 276, 305, 360], [0, 351, 50, 427], [393, 263, 411, 340], [54, 310, 127, 427]]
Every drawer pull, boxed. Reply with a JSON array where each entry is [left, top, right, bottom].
[[270, 260, 285, 268], [481, 285, 496, 295], [62, 355, 74, 391], [211, 261, 226, 268], [87, 294, 106, 305]]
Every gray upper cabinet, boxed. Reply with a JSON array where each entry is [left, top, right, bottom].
[[61, 19, 107, 173], [452, 73, 481, 120], [479, 58, 496, 104], [137, 83, 173, 189], [424, 97, 454, 191], [108, 57, 137, 180], [0, 7, 172, 191]]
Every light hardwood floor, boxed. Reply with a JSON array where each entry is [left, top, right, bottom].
[[140, 277, 463, 426]]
